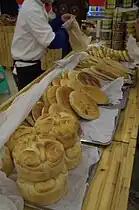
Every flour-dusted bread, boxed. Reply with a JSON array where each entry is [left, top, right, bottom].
[[13, 139, 65, 182], [65, 141, 82, 170], [17, 165, 68, 205], [35, 112, 79, 149], [69, 90, 100, 120], [1, 146, 14, 176], [79, 85, 109, 105]]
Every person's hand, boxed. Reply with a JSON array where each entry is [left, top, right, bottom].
[[61, 13, 72, 23]]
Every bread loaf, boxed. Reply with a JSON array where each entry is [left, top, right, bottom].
[[65, 142, 82, 170], [6, 126, 34, 153], [69, 90, 100, 120], [17, 165, 68, 205], [1, 146, 14, 176], [35, 112, 79, 149], [13, 139, 65, 182]]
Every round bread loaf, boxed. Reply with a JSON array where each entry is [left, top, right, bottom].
[[35, 112, 79, 149], [1, 146, 14, 176], [17, 165, 68, 205], [6, 126, 35, 153], [32, 101, 44, 121], [69, 90, 100, 120], [13, 139, 65, 182], [65, 141, 82, 170], [47, 86, 58, 104], [79, 85, 109, 105]]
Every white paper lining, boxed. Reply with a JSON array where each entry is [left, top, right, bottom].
[[80, 108, 119, 144], [46, 145, 100, 210]]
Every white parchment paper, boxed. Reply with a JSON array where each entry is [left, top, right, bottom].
[[127, 35, 139, 65], [102, 77, 124, 105], [80, 108, 119, 144], [46, 145, 100, 210]]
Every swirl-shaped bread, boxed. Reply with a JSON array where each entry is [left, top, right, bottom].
[[6, 126, 35, 153], [35, 112, 79, 149], [65, 142, 82, 170], [17, 166, 68, 205], [1, 146, 14, 176], [13, 139, 65, 182]]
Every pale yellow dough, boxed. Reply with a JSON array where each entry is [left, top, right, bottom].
[[17, 166, 68, 205], [13, 139, 65, 182], [65, 141, 82, 170]]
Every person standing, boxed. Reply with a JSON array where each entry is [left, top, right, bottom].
[[11, 0, 71, 90]]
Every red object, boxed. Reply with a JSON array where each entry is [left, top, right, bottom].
[[89, 0, 105, 6], [45, 3, 52, 13], [16, 0, 24, 4]]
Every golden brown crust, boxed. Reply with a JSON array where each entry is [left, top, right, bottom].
[[48, 103, 69, 115], [47, 86, 59, 105], [35, 112, 79, 149], [65, 141, 82, 170], [13, 139, 65, 182], [52, 76, 61, 86], [32, 101, 44, 121], [76, 71, 101, 87], [6, 126, 34, 153], [69, 90, 100, 120], [79, 85, 109, 105]]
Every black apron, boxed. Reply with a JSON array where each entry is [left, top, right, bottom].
[[13, 60, 43, 91]]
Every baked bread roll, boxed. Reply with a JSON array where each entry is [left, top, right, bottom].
[[47, 86, 58, 104], [17, 166, 68, 205], [79, 86, 109, 105], [76, 71, 101, 87], [6, 126, 34, 153], [69, 90, 100, 120], [60, 79, 70, 87], [61, 71, 69, 79], [65, 141, 82, 170], [42, 90, 50, 113], [32, 101, 44, 121], [56, 86, 76, 117], [26, 114, 35, 126], [52, 76, 61, 86], [13, 139, 65, 182], [48, 103, 69, 115], [1, 146, 14, 176], [35, 112, 79, 149]]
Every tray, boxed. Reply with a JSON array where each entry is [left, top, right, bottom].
[[81, 109, 121, 146]]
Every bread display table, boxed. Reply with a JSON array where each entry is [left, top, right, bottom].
[[0, 67, 138, 210]]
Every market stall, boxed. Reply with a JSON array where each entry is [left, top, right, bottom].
[[0, 41, 138, 209]]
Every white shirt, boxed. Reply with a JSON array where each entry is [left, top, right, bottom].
[[11, 0, 55, 68]]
